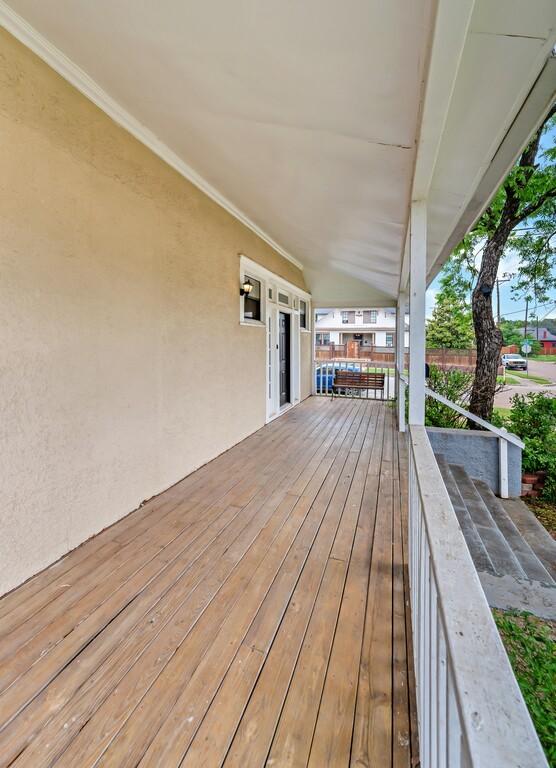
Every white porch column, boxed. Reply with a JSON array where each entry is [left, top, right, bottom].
[[409, 200, 427, 425], [396, 292, 407, 431]]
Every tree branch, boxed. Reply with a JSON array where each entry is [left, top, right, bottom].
[[510, 187, 556, 227]]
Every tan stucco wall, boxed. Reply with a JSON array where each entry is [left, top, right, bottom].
[[0, 30, 311, 596]]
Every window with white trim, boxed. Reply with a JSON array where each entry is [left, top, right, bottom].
[[363, 310, 378, 324], [242, 274, 262, 322], [299, 300, 308, 330], [385, 332, 394, 347]]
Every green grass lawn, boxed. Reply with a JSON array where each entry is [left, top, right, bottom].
[[511, 370, 553, 385], [494, 610, 556, 766], [531, 355, 556, 363], [497, 374, 521, 386], [493, 406, 512, 419]]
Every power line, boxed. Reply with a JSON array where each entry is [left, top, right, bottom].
[[501, 299, 556, 318], [540, 303, 556, 322]]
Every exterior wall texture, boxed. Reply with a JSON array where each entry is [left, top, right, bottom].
[[0, 30, 310, 595]]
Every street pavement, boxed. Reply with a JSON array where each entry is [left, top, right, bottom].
[[495, 358, 556, 408]]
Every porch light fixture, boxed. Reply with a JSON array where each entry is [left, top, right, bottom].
[[240, 278, 254, 297]]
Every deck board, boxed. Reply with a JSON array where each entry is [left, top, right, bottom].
[[0, 397, 416, 767]]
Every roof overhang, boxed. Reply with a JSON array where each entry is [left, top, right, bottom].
[[1, 0, 555, 305], [405, 0, 556, 290]]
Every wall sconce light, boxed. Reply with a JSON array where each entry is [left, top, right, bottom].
[[240, 278, 253, 297]]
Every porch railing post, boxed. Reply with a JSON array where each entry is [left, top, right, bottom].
[[409, 200, 427, 426], [396, 291, 407, 431], [499, 431, 509, 498]]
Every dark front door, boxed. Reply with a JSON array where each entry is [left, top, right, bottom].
[[279, 312, 291, 406]]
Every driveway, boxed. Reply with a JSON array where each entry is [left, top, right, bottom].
[[495, 358, 556, 408]]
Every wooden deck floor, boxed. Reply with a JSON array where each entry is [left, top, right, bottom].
[[0, 397, 417, 767]]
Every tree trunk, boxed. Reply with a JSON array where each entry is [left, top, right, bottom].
[[469, 234, 506, 423], [466, 109, 553, 423]]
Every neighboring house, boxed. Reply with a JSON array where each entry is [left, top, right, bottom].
[[519, 326, 556, 350], [315, 308, 409, 351]]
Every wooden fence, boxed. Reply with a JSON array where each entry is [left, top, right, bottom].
[[315, 344, 479, 369]]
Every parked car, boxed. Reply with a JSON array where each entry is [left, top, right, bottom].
[[315, 363, 359, 391], [501, 353, 528, 370]]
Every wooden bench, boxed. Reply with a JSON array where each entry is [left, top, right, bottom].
[[332, 369, 385, 399]]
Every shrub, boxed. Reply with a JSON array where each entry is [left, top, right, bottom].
[[506, 391, 556, 442], [500, 392, 556, 502], [424, 365, 474, 429]]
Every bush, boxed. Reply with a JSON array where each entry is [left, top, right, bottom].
[[499, 392, 556, 502], [505, 391, 556, 441], [424, 365, 474, 429]]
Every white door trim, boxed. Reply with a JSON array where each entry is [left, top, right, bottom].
[[266, 303, 301, 422]]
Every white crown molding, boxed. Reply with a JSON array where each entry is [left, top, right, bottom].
[[0, 1, 304, 272]]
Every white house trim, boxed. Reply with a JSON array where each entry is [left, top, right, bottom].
[[429, 54, 556, 283], [412, 0, 476, 201], [0, 1, 304, 273], [238, 255, 307, 423], [409, 201, 427, 426], [239, 255, 311, 302]]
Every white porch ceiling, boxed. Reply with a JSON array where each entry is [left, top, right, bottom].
[[1, 0, 555, 305]]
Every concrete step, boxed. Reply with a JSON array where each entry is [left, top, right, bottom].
[[473, 479, 555, 586], [502, 497, 556, 582], [479, 573, 556, 621], [446, 464, 527, 579], [436, 456, 496, 575]]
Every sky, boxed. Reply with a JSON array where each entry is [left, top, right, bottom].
[[425, 250, 556, 322], [426, 123, 556, 324]]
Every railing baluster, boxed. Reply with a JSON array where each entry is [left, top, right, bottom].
[[447, 666, 462, 767], [430, 580, 438, 768], [423, 547, 431, 765], [437, 614, 448, 768], [499, 434, 509, 498]]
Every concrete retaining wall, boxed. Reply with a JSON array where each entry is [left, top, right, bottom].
[[427, 427, 522, 498]]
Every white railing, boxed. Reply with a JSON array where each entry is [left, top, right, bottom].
[[398, 369, 408, 432], [314, 359, 396, 400], [396, 373, 524, 498], [408, 426, 547, 768]]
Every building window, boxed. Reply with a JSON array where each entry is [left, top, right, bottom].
[[316, 332, 330, 345], [363, 310, 378, 324], [243, 275, 262, 321], [278, 291, 289, 305], [341, 311, 355, 324], [300, 300, 307, 329], [386, 332, 394, 347]]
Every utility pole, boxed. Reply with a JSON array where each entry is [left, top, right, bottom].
[[495, 273, 513, 326]]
